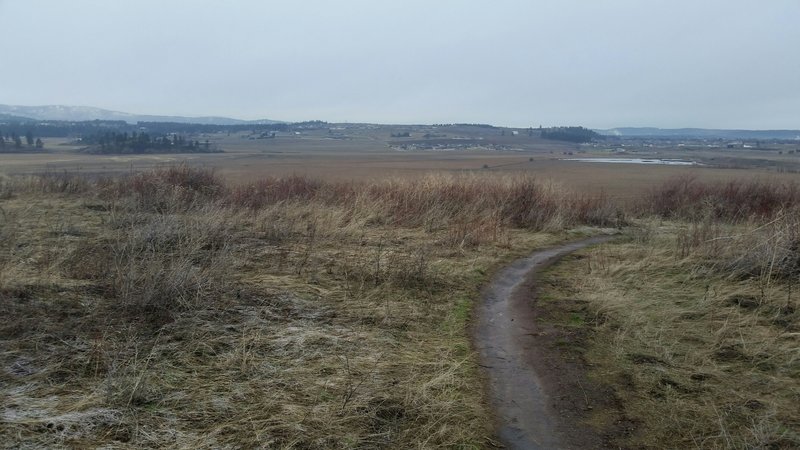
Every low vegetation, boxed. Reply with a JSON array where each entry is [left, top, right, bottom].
[[643, 175, 800, 222], [539, 177, 799, 448], [0, 167, 616, 448], [1, 168, 798, 448]]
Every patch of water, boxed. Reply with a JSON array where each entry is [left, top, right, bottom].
[[564, 157, 700, 166]]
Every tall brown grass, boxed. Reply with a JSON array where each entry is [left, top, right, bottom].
[[644, 175, 800, 222], [545, 176, 800, 448], [227, 172, 619, 230], [644, 177, 800, 286]]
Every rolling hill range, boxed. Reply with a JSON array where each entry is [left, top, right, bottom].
[[0, 104, 283, 125], [597, 127, 800, 140]]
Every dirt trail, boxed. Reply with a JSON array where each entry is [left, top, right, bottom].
[[474, 236, 614, 449]]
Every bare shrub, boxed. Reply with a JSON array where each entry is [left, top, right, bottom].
[[338, 241, 436, 291], [228, 175, 322, 209], [441, 216, 508, 249], [722, 209, 800, 281], [571, 192, 623, 227], [387, 246, 434, 289], [28, 170, 95, 194], [645, 176, 800, 222], [675, 214, 725, 259], [105, 165, 225, 212], [0, 206, 19, 288], [0, 174, 16, 199]]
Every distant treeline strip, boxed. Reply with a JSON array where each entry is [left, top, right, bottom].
[[0, 130, 43, 151], [81, 131, 221, 154], [540, 126, 602, 143], [0, 119, 289, 138]]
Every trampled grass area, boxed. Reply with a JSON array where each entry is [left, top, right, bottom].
[[0, 168, 612, 448]]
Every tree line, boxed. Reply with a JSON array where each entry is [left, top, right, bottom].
[[81, 132, 220, 154], [540, 126, 602, 143], [0, 118, 288, 138], [0, 130, 44, 151]]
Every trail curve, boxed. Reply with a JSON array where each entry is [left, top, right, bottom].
[[474, 235, 614, 449]]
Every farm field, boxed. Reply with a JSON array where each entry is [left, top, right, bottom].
[[3, 127, 800, 198]]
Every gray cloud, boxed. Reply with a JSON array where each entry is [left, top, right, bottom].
[[1, 0, 798, 128]]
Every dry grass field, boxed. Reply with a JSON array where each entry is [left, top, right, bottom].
[[0, 168, 618, 448], [2, 133, 799, 448], [538, 179, 800, 448]]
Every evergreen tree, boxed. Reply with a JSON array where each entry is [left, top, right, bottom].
[[35, 138, 44, 149], [540, 126, 601, 143], [25, 131, 34, 146], [13, 133, 23, 148]]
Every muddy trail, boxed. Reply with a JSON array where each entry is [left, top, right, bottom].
[[474, 235, 615, 449]]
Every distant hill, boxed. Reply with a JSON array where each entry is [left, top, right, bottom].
[[0, 113, 38, 122], [0, 104, 284, 126], [597, 127, 800, 140]]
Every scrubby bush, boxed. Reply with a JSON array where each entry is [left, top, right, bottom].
[[644, 176, 800, 222], [108, 208, 233, 321], [104, 165, 225, 212]]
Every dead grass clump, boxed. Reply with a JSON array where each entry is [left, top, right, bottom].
[[56, 205, 238, 322], [674, 214, 725, 258], [107, 208, 233, 321], [342, 244, 436, 290], [499, 179, 562, 228], [0, 205, 21, 289], [27, 170, 95, 195], [227, 175, 323, 209], [61, 239, 115, 281], [671, 208, 800, 286], [572, 192, 623, 227], [724, 209, 800, 282], [0, 174, 16, 199], [441, 216, 509, 249], [106, 165, 225, 212]]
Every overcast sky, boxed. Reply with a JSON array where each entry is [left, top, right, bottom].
[[1, 0, 798, 128]]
